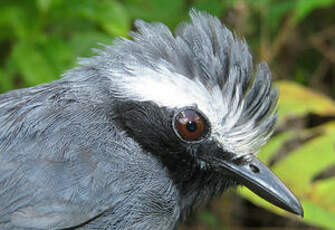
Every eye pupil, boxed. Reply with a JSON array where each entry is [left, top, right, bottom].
[[173, 108, 209, 142], [186, 121, 197, 132]]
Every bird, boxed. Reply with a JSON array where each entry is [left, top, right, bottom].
[[0, 10, 303, 230]]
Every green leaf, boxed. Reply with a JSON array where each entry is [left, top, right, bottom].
[[10, 41, 59, 86], [124, 0, 186, 28], [244, 0, 271, 10], [302, 200, 335, 229], [0, 6, 27, 39], [40, 37, 76, 75], [274, 123, 335, 195], [294, 0, 335, 23], [50, 0, 130, 37], [0, 68, 14, 93], [0, 3, 42, 40], [192, 0, 224, 16], [266, 1, 295, 34], [70, 31, 113, 57], [239, 81, 335, 229], [313, 178, 335, 213], [276, 81, 335, 121], [257, 131, 294, 164], [36, 0, 52, 12], [95, 1, 130, 36]]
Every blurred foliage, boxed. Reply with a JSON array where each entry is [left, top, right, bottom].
[[0, 0, 335, 229], [0, 0, 334, 95], [240, 81, 335, 229]]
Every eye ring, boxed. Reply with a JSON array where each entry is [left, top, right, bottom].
[[172, 106, 211, 143]]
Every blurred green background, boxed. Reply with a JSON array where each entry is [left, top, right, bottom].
[[0, 0, 334, 229]]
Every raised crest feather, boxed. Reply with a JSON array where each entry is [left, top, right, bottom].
[[73, 10, 278, 155]]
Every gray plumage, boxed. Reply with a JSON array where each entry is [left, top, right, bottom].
[[0, 10, 298, 230]]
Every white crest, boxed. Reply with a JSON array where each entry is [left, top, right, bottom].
[[75, 10, 278, 156]]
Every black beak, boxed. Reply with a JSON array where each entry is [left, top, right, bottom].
[[219, 154, 303, 216]]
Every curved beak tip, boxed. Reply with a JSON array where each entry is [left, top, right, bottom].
[[218, 154, 304, 217], [280, 193, 304, 217], [277, 184, 304, 217], [292, 201, 304, 217]]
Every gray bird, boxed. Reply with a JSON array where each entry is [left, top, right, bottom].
[[0, 10, 303, 230]]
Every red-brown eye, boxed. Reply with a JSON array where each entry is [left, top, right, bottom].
[[173, 109, 208, 142]]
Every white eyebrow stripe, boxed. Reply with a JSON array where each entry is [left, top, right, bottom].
[[108, 62, 276, 156], [111, 65, 223, 123], [75, 11, 278, 157]]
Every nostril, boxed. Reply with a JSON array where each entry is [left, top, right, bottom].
[[249, 164, 260, 173]]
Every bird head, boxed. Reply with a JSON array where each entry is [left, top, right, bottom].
[[75, 10, 303, 216]]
